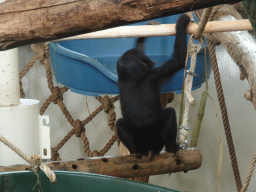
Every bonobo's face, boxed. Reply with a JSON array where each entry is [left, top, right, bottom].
[[117, 49, 154, 81]]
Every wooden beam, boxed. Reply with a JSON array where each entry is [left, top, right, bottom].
[[0, 0, 242, 51], [196, 6, 256, 110], [57, 19, 252, 41], [0, 149, 202, 178]]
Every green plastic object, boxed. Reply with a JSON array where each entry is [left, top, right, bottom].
[[0, 171, 179, 192]]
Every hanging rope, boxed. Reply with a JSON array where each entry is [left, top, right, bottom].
[[179, 9, 211, 147], [241, 149, 256, 192], [190, 42, 208, 148], [194, 8, 213, 40], [207, 40, 242, 192], [179, 35, 202, 147], [193, 6, 243, 191], [0, 135, 57, 183]]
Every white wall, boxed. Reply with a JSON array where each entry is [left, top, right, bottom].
[[18, 43, 256, 192]]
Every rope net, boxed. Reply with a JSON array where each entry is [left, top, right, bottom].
[[21, 43, 120, 161], [17, 5, 256, 190]]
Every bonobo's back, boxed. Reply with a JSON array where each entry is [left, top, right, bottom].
[[116, 14, 190, 156]]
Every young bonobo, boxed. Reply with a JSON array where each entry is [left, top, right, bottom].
[[116, 14, 190, 159]]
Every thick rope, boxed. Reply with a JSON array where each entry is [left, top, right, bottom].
[[194, 6, 243, 190], [81, 129, 94, 157], [241, 149, 256, 192], [179, 8, 211, 147], [53, 104, 98, 152], [0, 135, 56, 183], [207, 40, 242, 192], [53, 128, 77, 152], [57, 99, 76, 127], [185, 37, 203, 104], [195, 5, 242, 45], [99, 135, 118, 156], [96, 96, 115, 128], [30, 44, 120, 157], [52, 96, 120, 156], [40, 87, 69, 115], [95, 96, 119, 132], [194, 8, 213, 40], [179, 36, 202, 147], [43, 45, 55, 91], [82, 105, 104, 126]]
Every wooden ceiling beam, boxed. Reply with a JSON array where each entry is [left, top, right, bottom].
[[0, 0, 242, 50]]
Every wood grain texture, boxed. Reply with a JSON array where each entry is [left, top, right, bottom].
[[0, 0, 242, 50], [0, 149, 202, 178]]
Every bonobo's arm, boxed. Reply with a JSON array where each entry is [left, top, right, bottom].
[[136, 37, 146, 53], [136, 21, 160, 53], [151, 14, 191, 82]]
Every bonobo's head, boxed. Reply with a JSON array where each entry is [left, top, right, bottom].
[[117, 49, 154, 82]]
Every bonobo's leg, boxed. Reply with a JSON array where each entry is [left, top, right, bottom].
[[116, 118, 137, 154], [161, 108, 180, 153]]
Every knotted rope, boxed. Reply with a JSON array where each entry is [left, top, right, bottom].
[[179, 35, 203, 147], [178, 10, 210, 147], [0, 135, 57, 183]]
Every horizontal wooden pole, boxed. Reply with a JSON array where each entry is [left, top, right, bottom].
[[58, 19, 252, 41], [0, 0, 242, 50], [0, 149, 202, 178]]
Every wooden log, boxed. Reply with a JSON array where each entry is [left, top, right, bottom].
[[0, 0, 242, 51], [58, 19, 252, 41], [196, 6, 256, 110], [0, 149, 202, 178], [118, 142, 150, 183]]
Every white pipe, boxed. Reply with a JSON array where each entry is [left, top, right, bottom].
[[0, 0, 51, 164], [0, 48, 51, 164], [57, 19, 252, 41], [0, 0, 19, 107], [0, 99, 40, 166], [0, 48, 20, 107]]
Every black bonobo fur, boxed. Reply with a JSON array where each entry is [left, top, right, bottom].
[[116, 14, 191, 157]]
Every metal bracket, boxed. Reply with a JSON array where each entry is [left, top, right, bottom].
[[39, 115, 51, 160], [186, 70, 198, 77], [179, 126, 190, 130], [179, 140, 188, 149]]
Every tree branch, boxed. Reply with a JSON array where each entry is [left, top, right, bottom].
[[0, 149, 202, 178], [0, 0, 242, 50]]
